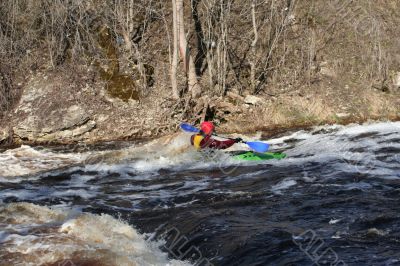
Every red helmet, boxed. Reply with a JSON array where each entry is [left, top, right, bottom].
[[200, 121, 215, 135]]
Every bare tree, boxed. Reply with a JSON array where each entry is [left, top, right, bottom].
[[250, 0, 258, 93], [173, 0, 201, 99], [171, 0, 179, 99]]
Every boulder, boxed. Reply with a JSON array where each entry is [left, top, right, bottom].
[[13, 116, 40, 141], [0, 128, 9, 143], [393, 72, 400, 90], [366, 228, 387, 237], [41, 105, 90, 133], [59, 105, 89, 131], [244, 95, 263, 105], [336, 113, 350, 119], [71, 120, 96, 137], [37, 120, 96, 142], [14, 105, 91, 141]]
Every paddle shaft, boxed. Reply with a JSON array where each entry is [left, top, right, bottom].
[[211, 133, 245, 143]]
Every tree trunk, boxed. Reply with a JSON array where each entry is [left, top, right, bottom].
[[170, 0, 179, 99], [176, 0, 201, 98], [250, 1, 258, 93]]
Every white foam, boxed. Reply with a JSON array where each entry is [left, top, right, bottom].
[[0, 189, 40, 201], [50, 189, 97, 199], [1, 121, 399, 185], [338, 121, 400, 136], [329, 218, 342, 225], [0, 202, 191, 266], [271, 179, 297, 193], [0, 145, 83, 179], [268, 121, 400, 181]]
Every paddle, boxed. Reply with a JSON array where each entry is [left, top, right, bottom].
[[179, 123, 270, 153]]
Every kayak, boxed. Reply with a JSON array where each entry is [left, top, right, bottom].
[[232, 151, 286, 161]]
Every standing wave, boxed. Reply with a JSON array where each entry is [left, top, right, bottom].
[[0, 202, 190, 266]]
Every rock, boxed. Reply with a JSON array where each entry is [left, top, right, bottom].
[[71, 120, 96, 137], [393, 72, 400, 89], [319, 61, 336, 78], [226, 92, 244, 102], [366, 228, 387, 237], [244, 95, 263, 105], [96, 114, 109, 123], [216, 101, 241, 113], [14, 105, 90, 141], [41, 105, 89, 134], [37, 120, 96, 142], [13, 116, 40, 140], [0, 128, 9, 143], [372, 80, 390, 93], [336, 113, 350, 119], [60, 105, 90, 131]]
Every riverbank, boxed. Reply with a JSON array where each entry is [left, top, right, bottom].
[[1, 67, 399, 148]]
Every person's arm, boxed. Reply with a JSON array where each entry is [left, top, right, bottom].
[[201, 135, 237, 149], [211, 139, 236, 149]]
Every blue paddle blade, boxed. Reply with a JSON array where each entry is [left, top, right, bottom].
[[245, 141, 270, 153], [180, 123, 200, 133]]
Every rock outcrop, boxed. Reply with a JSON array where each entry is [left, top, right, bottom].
[[11, 74, 96, 143], [4, 69, 170, 146], [13, 104, 96, 143]]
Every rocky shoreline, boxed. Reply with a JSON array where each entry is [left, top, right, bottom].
[[1, 68, 399, 149]]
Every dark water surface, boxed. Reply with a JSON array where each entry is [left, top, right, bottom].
[[1, 122, 399, 265]]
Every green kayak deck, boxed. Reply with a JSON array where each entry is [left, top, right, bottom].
[[232, 151, 287, 161]]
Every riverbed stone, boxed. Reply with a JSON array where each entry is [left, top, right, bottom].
[[244, 95, 263, 105]]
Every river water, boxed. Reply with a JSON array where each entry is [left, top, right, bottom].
[[0, 121, 399, 266]]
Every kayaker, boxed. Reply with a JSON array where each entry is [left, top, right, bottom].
[[190, 121, 242, 150]]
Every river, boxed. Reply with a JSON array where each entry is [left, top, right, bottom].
[[0, 121, 399, 265]]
